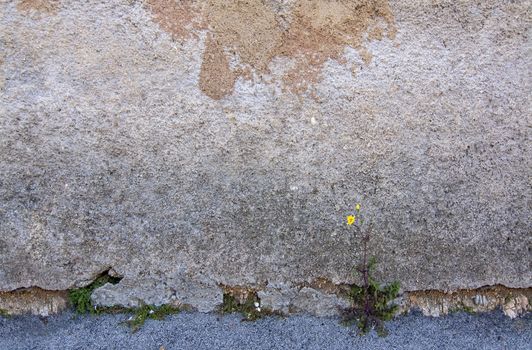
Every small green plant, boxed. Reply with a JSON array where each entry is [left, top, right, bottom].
[[462, 305, 475, 314], [124, 304, 181, 332], [220, 292, 264, 321], [0, 308, 9, 318], [68, 271, 180, 332], [342, 203, 400, 337], [449, 303, 475, 315], [68, 272, 122, 314], [342, 255, 400, 336], [219, 289, 282, 321]]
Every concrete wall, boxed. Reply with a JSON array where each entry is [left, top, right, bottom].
[[1, 0, 530, 314]]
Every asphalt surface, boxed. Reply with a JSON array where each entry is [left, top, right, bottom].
[[0, 310, 530, 350]]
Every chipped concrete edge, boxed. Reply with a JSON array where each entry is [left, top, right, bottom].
[[1, 284, 529, 320], [0, 288, 68, 317]]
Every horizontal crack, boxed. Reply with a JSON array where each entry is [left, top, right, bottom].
[[1, 282, 530, 318]]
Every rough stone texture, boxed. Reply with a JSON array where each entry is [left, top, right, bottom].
[[398, 285, 532, 318], [258, 286, 350, 317], [91, 275, 221, 312], [0, 0, 531, 314], [0, 288, 68, 316]]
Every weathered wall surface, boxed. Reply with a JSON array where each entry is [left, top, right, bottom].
[[0, 0, 531, 314]]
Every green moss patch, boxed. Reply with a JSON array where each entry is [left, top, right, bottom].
[[68, 272, 122, 314], [124, 304, 181, 332]]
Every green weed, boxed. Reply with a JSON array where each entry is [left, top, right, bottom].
[[341, 256, 400, 336], [220, 292, 263, 321], [343, 203, 400, 336], [68, 273, 121, 314], [124, 304, 181, 333], [219, 291, 281, 321]]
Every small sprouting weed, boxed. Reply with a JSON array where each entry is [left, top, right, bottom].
[[342, 201, 400, 336], [219, 291, 280, 321], [68, 273, 122, 314], [220, 293, 263, 321], [124, 304, 181, 333]]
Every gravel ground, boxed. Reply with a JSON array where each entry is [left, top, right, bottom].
[[0, 311, 530, 350]]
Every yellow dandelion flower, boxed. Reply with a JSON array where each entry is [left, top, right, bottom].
[[347, 215, 356, 225], [355, 203, 361, 211]]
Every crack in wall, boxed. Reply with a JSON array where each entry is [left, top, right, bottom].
[[401, 284, 531, 318], [1, 282, 529, 318]]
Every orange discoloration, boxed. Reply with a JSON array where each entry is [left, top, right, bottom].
[[17, 0, 59, 14], [199, 34, 238, 100], [146, 0, 397, 99], [145, 0, 205, 41]]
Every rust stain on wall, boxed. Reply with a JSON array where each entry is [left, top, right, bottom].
[[199, 33, 238, 100], [278, 0, 396, 96], [17, 0, 59, 14], [145, 0, 204, 41], [146, 0, 397, 99]]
